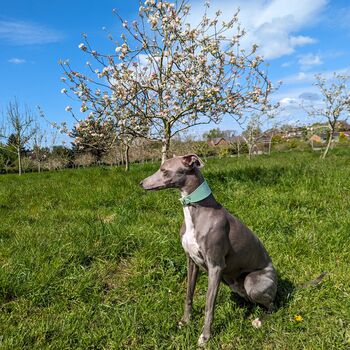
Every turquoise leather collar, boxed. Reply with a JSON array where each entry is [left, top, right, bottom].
[[179, 180, 212, 206]]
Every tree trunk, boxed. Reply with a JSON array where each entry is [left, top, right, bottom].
[[268, 136, 272, 155], [161, 125, 171, 164], [120, 145, 124, 165], [124, 144, 130, 172], [248, 144, 252, 160], [17, 147, 22, 175], [321, 129, 333, 159]]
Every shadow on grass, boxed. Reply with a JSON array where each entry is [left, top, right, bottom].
[[0, 287, 18, 309], [275, 275, 295, 309]]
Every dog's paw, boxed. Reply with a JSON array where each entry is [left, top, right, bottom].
[[197, 333, 209, 347], [251, 317, 262, 329]]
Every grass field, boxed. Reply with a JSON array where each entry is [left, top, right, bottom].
[[0, 150, 349, 349]]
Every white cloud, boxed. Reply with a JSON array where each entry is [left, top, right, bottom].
[[188, 0, 327, 59], [279, 97, 300, 109], [0, 19, 63, 45], [272, 85, 325, 123], [298, 53, 323, 69], [277, 91, 320, 108], [290, 35, 317, 47], [282, 71, 316, 84], [8, 58, 26, 64], [281, 61, 293, 68], [276, 95, 306, 121], [281, 65, 350, 85], [280, 97, 298, 104]]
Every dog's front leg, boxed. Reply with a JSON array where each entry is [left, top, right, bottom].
[[179, 256, 199, 327], [198, 264, 223, 347]]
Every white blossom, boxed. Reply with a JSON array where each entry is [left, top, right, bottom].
[[78, 43, 87, 51]]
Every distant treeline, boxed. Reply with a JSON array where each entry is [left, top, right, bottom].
[[2, 135, 346, 174]]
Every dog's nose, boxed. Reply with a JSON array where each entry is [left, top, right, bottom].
[[139, 180, 144, 188]]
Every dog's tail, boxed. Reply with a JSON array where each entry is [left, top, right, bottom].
[[299, 271, 328, 289]]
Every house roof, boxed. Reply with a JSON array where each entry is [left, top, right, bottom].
[[209, 137, 227, 145]]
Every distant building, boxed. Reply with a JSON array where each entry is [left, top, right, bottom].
[[309, 134, 323, 143], [310, 129, 350, 143], [207, 138, 230, 147], [281, 127, 305, 139]]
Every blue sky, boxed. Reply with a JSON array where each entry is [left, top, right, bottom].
[[1, 0, 350, 141]]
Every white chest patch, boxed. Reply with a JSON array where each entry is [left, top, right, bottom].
[[181, 207, 205, 266]]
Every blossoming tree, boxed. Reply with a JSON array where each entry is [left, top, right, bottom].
[[69, 114, 117, 162], [61, 0, 272, 163], [303, 73, 350, 159]]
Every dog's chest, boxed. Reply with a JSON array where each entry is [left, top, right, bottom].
[[181, 207, 205, 266]]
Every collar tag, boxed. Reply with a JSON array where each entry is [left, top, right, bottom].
[[179, 180, 212, 206]]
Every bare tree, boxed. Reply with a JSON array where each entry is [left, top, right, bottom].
[[303, 73, 350, 159], [242, 108, 276, 159], [242, 117, 262, 159], [0, 100, 35, 175], [61, 0, 272, 163], [32, 122, 47, 173], [265, 119, 282, 156], [233, 136, 243, 157]]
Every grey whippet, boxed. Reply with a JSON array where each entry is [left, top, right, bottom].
[[140, 154, 277, 346]]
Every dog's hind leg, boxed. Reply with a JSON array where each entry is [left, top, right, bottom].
[[244, 264, 277, 310], [243, 265, 277, 327]]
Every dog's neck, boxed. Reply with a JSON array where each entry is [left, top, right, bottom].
[[180, 169, 204, 197], [180, 169, 221, 209]]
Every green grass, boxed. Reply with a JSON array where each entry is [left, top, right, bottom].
[[0, 150, 349, 349]]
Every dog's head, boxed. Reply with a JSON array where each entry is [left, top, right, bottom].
[[140, 154, 204, 191]]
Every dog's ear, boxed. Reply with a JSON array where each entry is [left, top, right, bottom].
[[181, 154, 205, 168]]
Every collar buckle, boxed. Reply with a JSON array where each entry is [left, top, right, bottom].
[[179, 196, 191, 206], [179, 180, 211, 207]]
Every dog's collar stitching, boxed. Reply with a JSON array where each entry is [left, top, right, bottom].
[[179, 180, 212, 206]]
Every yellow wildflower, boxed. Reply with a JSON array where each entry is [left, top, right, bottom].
[[294, 314, 303, 322]]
